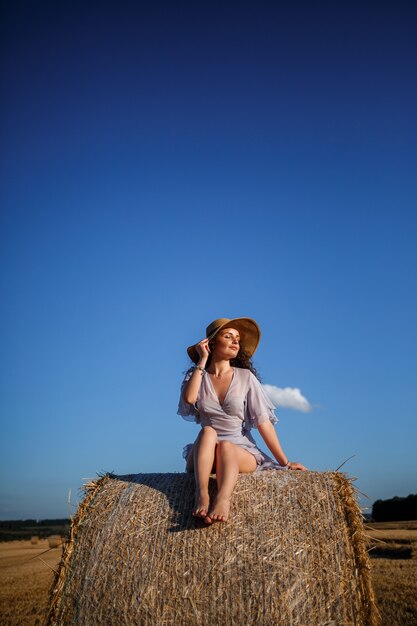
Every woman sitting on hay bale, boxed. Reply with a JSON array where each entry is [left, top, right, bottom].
[[178, 317, 307, 525]]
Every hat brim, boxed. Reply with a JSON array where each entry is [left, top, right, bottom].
[[187, 317, 261, 364]]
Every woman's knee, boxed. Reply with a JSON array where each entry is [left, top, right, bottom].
[[215, 440, 235, 456]]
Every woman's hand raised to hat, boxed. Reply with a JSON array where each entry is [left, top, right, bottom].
[[195, 338, 210, 363]]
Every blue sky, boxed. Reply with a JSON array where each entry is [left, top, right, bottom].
[[1, 1, 416, 519]]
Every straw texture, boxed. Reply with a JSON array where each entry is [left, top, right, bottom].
[[47, 471, 379, 626]]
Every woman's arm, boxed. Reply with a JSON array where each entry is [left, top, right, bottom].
[[182, 339, 209, 405], [257, 421, 307, 470]]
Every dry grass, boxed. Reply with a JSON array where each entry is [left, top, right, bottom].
[[1, 518, 415, 625], [47, 471, 378, 625]]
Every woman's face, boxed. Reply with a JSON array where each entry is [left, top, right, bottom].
[[212, 327, 241, 360]]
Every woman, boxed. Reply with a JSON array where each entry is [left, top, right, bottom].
[[178, 317, 307, 524]]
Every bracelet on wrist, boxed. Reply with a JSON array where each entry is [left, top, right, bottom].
[[195, 365, 206, 375]]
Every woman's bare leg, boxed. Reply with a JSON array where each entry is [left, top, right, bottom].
[[208, 441, 257, 522], [187, 426, 217, 519]]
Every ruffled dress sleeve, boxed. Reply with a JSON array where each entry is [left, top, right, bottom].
[[245, 371, 278, 428], [177, 368, 200, 423]]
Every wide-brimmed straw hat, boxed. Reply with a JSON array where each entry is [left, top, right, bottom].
[[187, 317, 261, 363]]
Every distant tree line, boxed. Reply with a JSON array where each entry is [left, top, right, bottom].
[[0, 519, 70, 541], [372, 494, 417, 521], [0, 519, 70, 529]]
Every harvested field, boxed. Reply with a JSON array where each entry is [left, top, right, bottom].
[[0, 540, 62, 626], [366, 521, 417, 626]]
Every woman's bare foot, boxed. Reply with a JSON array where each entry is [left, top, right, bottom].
[[208, 495, 230, 522], [192, 489, 210, 520]]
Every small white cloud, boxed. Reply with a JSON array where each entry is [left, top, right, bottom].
[[262, 384, 312, 413]]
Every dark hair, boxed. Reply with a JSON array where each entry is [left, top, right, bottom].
[[206, 337, 261, 381]]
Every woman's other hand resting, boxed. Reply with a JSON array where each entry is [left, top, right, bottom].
[[287, 461, 307, 471]]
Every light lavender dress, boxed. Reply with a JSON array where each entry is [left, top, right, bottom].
[[177, 366, 288, 471]]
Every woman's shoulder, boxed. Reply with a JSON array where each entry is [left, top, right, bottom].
[[234, 367, 256, 383], [234, 366, 249, 375], [237, 368, 264, 391]]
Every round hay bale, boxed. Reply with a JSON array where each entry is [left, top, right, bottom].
[[31, 535, 39, 545], [47, 472, 379, 626], [48, 535, 62, 549]]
